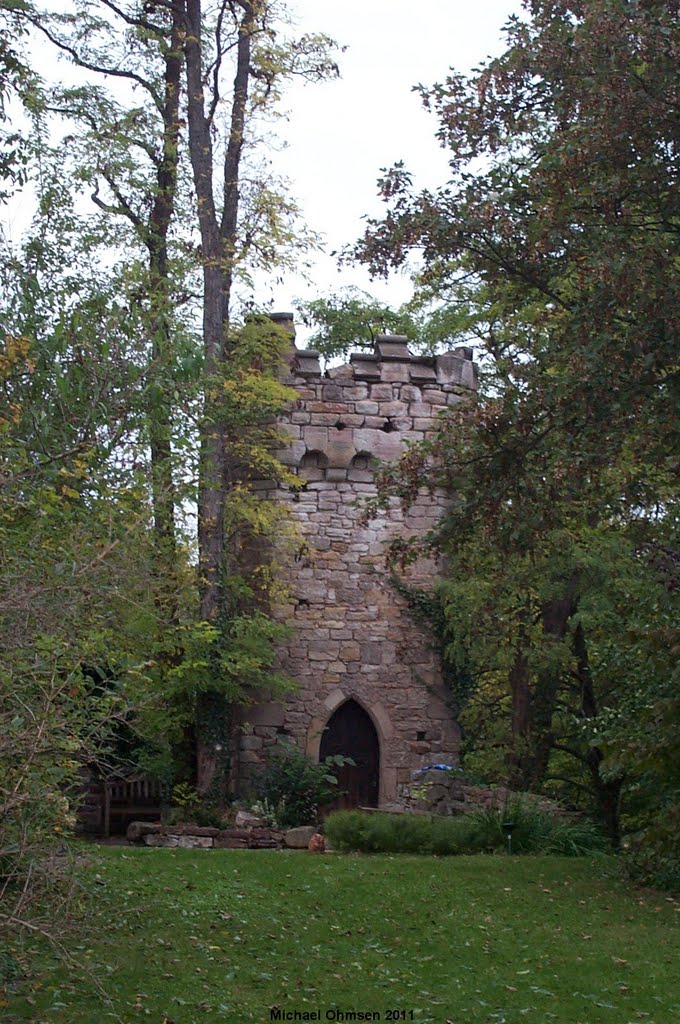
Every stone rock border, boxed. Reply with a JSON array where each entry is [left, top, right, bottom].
[[126, 821, 319, 850]]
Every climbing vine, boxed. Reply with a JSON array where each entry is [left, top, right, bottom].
[[389, 574, 476, 716]]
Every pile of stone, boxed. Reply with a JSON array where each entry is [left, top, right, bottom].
[[126, 817, 318, 851], [404, 768, 562, 817]]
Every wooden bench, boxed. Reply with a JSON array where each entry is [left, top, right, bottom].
[[102, 777, 170, 837]]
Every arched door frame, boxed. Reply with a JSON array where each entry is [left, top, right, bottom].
[[305, 688, 396, 805]]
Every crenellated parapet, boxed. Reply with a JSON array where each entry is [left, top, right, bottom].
[[272, 330, 476, 478]]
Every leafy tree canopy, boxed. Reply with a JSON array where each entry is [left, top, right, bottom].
[[355, 0, 679, 881], [358, 0, 678, 543]]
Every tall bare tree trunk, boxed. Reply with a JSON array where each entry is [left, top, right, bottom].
[[573, 621, 622, 845], [527, 591, 577, 788], [147, 14, 183, 629], [183, 0, 255, 796], [507, 589, 576, 791], [506, 611, 531, 789]]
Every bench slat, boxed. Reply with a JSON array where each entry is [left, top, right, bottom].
[[102, 778, 170, 836]]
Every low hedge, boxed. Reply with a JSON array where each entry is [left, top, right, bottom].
[[325, 800, 610, 857]]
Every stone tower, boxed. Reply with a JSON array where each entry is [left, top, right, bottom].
[[235, 322, 478, 810]]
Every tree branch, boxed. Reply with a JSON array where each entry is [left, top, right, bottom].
[[98, 0, 168, 36], [26, 16, 163, 112]]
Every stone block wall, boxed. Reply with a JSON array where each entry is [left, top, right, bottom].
[[403, 769, 567, 818], [234, 327, 477, 809]]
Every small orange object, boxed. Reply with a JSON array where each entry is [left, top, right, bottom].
[[308, 832, 325, 853]]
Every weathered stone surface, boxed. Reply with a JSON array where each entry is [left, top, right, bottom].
[[177, 835, 214, 849], [355, 400, 379, 414], [380, 363, 410, 383], [276, 440, 306, 466], [294, 352, 321, 376], [235, 810, 265, 829], [253, 828, 284, 843], [127, 821, 162, 842], [235, 334, 477, 807], [435, 353, 466, 384], [284, 826, 317, 848], [405, 773, 563, 818], [409, 362, 438, 383], [144, 833, 179, 847], [375, 334, 410, 360], [135, 824, 285, 850], [240, 735, 263, 750], [246, 702, 285, 727], [217, 828, 252, 841], [166, 825, 220, 837]]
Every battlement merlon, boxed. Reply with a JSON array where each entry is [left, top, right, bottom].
[[269, 314, 478, 391]]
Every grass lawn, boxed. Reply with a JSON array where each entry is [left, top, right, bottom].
[[5, 846, 679, 1024]]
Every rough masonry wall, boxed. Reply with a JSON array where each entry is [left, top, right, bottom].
[[236, 332, 477, 809]]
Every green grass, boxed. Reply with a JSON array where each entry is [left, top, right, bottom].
[[4, 846, 680, 1024]]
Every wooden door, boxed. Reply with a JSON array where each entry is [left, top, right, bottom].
[[319, 699, 379, 810]]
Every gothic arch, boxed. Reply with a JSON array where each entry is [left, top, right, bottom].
[[305, 690, 396, 805], [319, 699, 379, 809]]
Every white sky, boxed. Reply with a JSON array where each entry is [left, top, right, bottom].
[[4, 1, 522, 338], [263, 0, 522, 325]]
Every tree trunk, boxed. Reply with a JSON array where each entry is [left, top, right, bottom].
[[507, 588, 577, 791], [526, 591, 577, 789], [183, 0, 254, 796], [573, 621, 622, 845], [146, 15, 183, 628], [506, 612, 532, 789]]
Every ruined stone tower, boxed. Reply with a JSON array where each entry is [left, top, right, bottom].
[[235, 320, 478, 810]]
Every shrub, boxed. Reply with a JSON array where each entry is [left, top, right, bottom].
[[623, 812, 680, 894], [249, 797, 285, 828], [253, 742, 350, 829], [1, 653, 123, 943], [469, 799, 610, 856], [163, 784, 227, 829], [325, 810, 480, 855], [325, 801, 610, 857]]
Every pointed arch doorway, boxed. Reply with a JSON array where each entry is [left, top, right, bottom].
[[319, 699, 380, 811]]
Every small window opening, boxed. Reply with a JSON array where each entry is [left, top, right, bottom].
[[380, 419, 396, 433], [351, 452, 375, 471], [335, 420, 347, 431], [299, 450, 328, 482], [300, 450, 328, 468], [416, 730, 427, 742]]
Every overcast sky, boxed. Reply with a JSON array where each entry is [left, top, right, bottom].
[[4, 1, 522, 338], [263, 0, 522, 325]]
